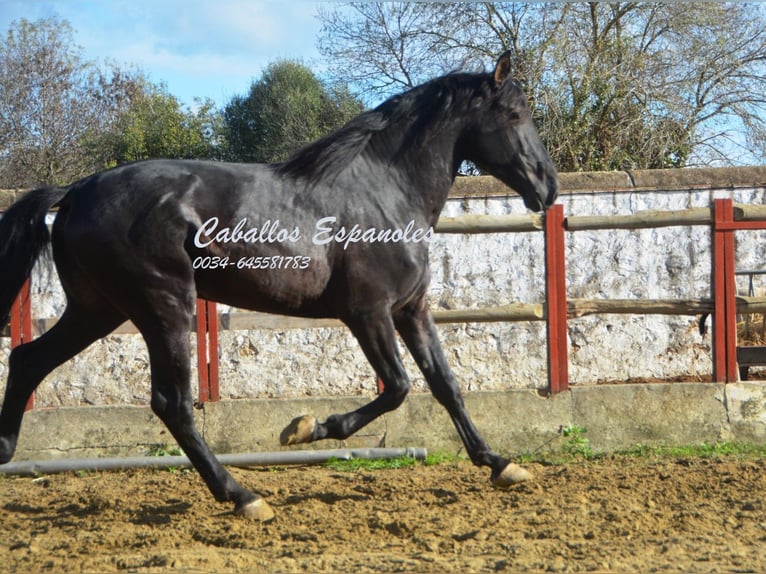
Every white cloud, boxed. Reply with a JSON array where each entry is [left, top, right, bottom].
[[0, 0, 324, 105]]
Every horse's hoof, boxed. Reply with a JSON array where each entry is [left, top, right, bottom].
[[492, 463, 533, 488], [235, 497, 275, 521], [279, 415, 317, 446], [0, 436, 17, 464]]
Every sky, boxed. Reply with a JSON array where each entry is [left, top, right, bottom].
[[0, 0, 326, 108]]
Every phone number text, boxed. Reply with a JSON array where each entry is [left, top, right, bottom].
[[192, 255, 311, 270]]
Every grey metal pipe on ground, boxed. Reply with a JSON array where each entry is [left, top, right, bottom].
[[0, 447, 428, 477]]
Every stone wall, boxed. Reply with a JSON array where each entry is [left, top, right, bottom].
[[1, 166, 765, 407]]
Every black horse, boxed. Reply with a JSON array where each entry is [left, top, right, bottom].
[[0, 53, 558, 520]]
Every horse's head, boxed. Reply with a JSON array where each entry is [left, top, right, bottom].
[[463, 52, 559, 212]]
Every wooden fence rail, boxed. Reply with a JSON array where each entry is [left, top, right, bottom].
[[11, 296, 766, 335], [5, 198, 766, 407]]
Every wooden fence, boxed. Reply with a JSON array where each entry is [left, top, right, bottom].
[[6, 198, 766, 409]]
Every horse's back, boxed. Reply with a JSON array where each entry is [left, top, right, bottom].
[[62, 160, 259, 220], [54, 159, 281, 259]]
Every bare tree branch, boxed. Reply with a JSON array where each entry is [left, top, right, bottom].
[[318, 2, 766, 168]]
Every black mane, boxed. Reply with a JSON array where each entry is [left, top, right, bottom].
[[274, 72, 493, 184]]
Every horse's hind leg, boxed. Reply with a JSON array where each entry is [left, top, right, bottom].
[[0, 305, 124, 463], [394, 295, 532, 487], [280, 312, 411, 445], [132, 295, 273, 520]]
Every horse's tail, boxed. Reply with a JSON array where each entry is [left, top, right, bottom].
[[0, 187, 69, 330]]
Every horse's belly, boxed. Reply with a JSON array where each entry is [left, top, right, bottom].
[[191, 255, 335, 318]]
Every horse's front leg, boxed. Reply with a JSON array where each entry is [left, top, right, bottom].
[[280, 312, 411, 445], [394, 295, 532, 487]]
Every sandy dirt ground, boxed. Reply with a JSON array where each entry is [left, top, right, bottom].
[[1, 456, 765, 573]]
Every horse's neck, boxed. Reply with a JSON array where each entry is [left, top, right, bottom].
[[356, 90, 473, 222], [395, 123, 464, 223]]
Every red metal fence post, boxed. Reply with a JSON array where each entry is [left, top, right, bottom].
[[10, 278, 34, 410], [196, 299, 220, 403], [195, 299, 209, 402], [723, 206, 739, 384], [206, 300, 220, 402], [711, 199, 766, 382], [712, 199, 738, 383], [545, 204, 569, 394]]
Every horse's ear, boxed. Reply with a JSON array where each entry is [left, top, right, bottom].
[[493, 51, 512, 87]]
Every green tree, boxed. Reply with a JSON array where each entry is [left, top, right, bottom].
[[223, 60, 364, 163], [99, 84, 223, 165], [0, 17, 143, 187], [318, 2, 766, 169]]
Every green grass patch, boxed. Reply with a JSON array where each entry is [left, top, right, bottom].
[[523, 439, 766, 466], [422, 452, 463, 466], [322, 452, 464, 472], [559, 423, 594, 459], [145, 444, 186, 473], [321, 440, 766, 473], [145, 444, 184, 457], [323, 455, 417, 472], [517, 423, 766, 466], [616, 441, 766, 460]]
